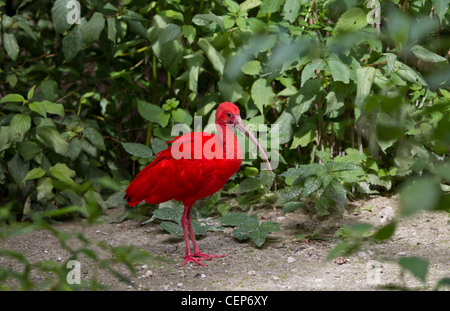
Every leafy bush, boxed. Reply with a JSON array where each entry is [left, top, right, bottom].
[[1, 0, 448, 219], [0, 0, 449, 289]]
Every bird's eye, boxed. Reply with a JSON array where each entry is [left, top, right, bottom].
[[227, 113, 232, 117]]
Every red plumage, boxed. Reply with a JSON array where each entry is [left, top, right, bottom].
[[125, 102, 271, 266]]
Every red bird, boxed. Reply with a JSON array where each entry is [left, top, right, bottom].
[[125, 102, 272, 266]]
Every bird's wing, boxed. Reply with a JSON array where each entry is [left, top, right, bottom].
[[124, 132, 218, 207]]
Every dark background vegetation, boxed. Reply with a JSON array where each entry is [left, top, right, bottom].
[[0, 0, 448, 290]]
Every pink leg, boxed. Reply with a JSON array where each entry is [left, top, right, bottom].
[[180, 205, 205, 266], [179, 203, 225, 266], [187, 219, 226, 260]]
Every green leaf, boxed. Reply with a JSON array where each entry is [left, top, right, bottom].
[[220, 212, 259, 227], [83, 127, 105, 150], [431, 0, 449, 23], [260, 0, 284, 14], [191, 221, 210, 236], [153, 206, 181, 223], [49, 163, 76, 186], [283, 0, 300, 23], [3, 32, 19, 61], [106, 17, 117, 43], [160, 221, 183, 236], [241, 60, 262, 75], [326, 241, 350, 260], [302, 175, 322, 199], [198, 38, 226, 76], [410, 45, 447, 63], [355, 67, 376, 108], [0, 94, 25, 104], [36, 126, 69, 156], [237, 177, 262, 194], [182, 25, 196, 44], [80, 12, 105, 44], [52, 0, 73, 34], [18, 141, 41, 162], [325, 91, 345, 115], [157, 112, 170, 128], [156, 23, 181, 48], [7, 154, 29, 186], [291, 121, 316, 149], [327, 57, 350, 84], [27, 86, 36, 101], [274, 111, 294, 144], [29, 101, 65, 118], [251, 78, 275, 114], [23, 168, 46, 182], [240, 0, 262, 11], [137, 100, 164, 123], [67, 138, 82, 161], [125, 14, 151, 41], [282, 201, 305, 214], [62, 25, 83, 61], [393, 60, 428, 86], [301, 60, 324, 86], [398, 256, 429, 283], [259, 169, 275, 192], [218, 78, 243, 103], [373, 221, 396, 242], [121, 142, 153, 158], [8, 114, 31, 142], [37, 177, 54, 201], [335, 8, 368, 33], [185, 52, 204, 93], [192, 14, 224, 32], [400, 176, 442, 217]]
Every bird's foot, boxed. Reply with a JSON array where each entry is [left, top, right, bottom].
[[192, 252, 226, 260], [180, 254, 206, 266], [180, 253, 226, 266]]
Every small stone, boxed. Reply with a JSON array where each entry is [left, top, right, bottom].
[[357, 251, 368, 259], [177, 283, 183, 287], [315, 278, 323, 283], [272, 276, 280, 281], [144, 270, 153, 277], [397, 251, 407, 256], [141, 264, 148, 270], [201, 273, 206, 278], [248, 270, 256, 276], [57, 257, 62, 262], [163, 285, 170, 290], [380, 206, 395, 223], [287, 256, 296, 263]]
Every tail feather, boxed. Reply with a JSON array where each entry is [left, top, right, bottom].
[[125, 147, 173, 207]]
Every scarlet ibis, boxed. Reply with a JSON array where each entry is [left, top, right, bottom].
[[125, 102, 272, 266]]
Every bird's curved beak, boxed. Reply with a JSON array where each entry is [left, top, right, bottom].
[[233, 116, 273, 174]]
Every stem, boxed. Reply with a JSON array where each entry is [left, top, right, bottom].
[[152, 55, 158, 104], [145, 122, 153, 147], [167, 71, 171, 90]]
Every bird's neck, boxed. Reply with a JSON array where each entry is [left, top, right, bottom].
[[216, 123, 242, 160]]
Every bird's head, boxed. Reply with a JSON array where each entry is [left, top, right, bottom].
[[216, 102, 273, 173]]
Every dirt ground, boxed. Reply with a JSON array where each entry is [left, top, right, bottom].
[[1, 195, 449, 291]]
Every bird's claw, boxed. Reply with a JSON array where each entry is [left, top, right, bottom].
[[180, 253, 226, 266], [193, 252, 226, 260], [181, 255, 206, 266]]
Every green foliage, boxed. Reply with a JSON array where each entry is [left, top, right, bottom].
[[1, 0, 448, 219], [220, 212, 281, 247], [151, 201, 224, 236], [0, 0, 449, 289]]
